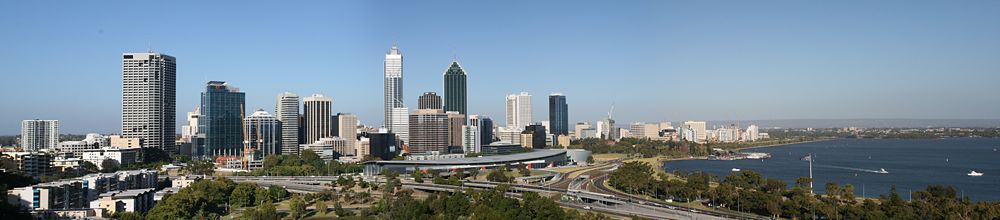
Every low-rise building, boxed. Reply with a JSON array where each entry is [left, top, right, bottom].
[[81, 147, 139, 170], [2, 151, 53, 178], [89, 188, 156, 214], [7, 180, 87, 211]]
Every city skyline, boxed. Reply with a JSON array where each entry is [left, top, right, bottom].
[[3, 1, 1000, 134]]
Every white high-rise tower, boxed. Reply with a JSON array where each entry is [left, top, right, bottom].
[[21, 119, 59, 151], [276, 92, 300, 155], [122, 52, 176, 153], [505, 92, 532, 130], [384, 44, 404, 132]]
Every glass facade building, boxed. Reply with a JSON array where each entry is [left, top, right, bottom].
[[200, 81, 245, 156], [443, 60, 467, 116], [548, 94, 569, 135]]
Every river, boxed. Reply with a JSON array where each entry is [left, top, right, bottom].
[[663, 138, 1000, 201]]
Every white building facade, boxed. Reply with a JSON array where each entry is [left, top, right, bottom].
[[21, 119, 59, 151]]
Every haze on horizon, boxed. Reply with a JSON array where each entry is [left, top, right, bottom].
[[1, 1, 999, 135]]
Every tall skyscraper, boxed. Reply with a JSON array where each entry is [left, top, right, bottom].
[[336, 113, 358, 156], [505, 92, 532, 130], [548, 93, 569, 135], [275, 92, 300, 155], [443, 60, 467, 116], [244, 110, 282, 156], [390, 107, 409, 143], [418, 92, 442, 110], [408, 109, 449, 154], [122, 52, 176, 153], [384, 44, 404, 130], [303, 94, 333, 144], [469, 115, 494, 146], [200, 81, 245, 156], [21, 119, 59, 151]]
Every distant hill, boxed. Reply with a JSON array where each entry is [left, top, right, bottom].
[[705, 119, 1000, 129]]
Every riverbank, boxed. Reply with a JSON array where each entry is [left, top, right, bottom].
[[731, 138, 836, 151]]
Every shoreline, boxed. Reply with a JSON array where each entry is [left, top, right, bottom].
[[732, 138, 836, 151], [652, 138, 837, 164]]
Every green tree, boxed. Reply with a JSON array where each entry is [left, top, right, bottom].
[[335, 202, 353, 217], [230, 182, 258, 208], [100, 159, 120, 173], [185, 159, 215, 175], [518, 165, 531, 177], [80, 161, 99, 173], [411, 170, 424, 183], [289, 196, 306, 219], [486, 168, 511, 182], [114, 212, 144, 220], [316, 201, 328, 214], [267, 185, 287, 201]]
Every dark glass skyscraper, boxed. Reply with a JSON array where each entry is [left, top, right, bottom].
[[200, 81, 245, 156], [549, 93, 569, 135], [443, 60, 467, 116], [479, 117, 494, 145]]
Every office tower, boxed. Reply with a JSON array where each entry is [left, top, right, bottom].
[[446, 111, 465, 151], [276, 92, 300, 155], [548, 93, 569, 135], [418, 92, 442, 110], [121, 52, 176, 153], [574, 122, 592, 139], [336, 113, 358, 156], [300, 137, 348, 160], [505, 92, 532, 130], [390, 107, 409, 143], [443, 60, 467, 116], [20, 119, 59, 151], [462, 125, 480, 153], [521, 124, 546, 149], [408, 109, 448, 154], [469, 115, 494, 146], [200, 81, 245, 156], [384, 44, 404, 129], [181, 107, 200, 142], [303, 94, 333, 144], [244, 110, 282, 156], [683, 121, 707, 143]]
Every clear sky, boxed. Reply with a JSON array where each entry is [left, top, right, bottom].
[[1, 1, 999, 134]]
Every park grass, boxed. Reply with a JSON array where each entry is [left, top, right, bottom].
[[591, 153, 627, 162]]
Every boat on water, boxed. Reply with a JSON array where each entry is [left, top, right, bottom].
[[875, 168, 889, 174], [969, 171, 984, 177], [731, 168, 741, 172]]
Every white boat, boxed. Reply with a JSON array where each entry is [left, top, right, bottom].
[[968, 171, 984, 177], [875, 168, 889, 174], [731, 168, 741, 172]]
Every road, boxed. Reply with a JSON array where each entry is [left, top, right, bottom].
[[226, 175, 736, 220]]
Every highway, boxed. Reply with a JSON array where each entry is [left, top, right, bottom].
[[224, 175, 741, 220]]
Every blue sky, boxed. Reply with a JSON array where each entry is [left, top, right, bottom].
[[1, 1, 999, 134]]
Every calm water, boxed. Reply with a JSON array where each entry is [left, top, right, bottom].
[[663, 138, 1000, 201]]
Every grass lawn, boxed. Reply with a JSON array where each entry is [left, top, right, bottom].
[[591, 153, 627, 162]]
